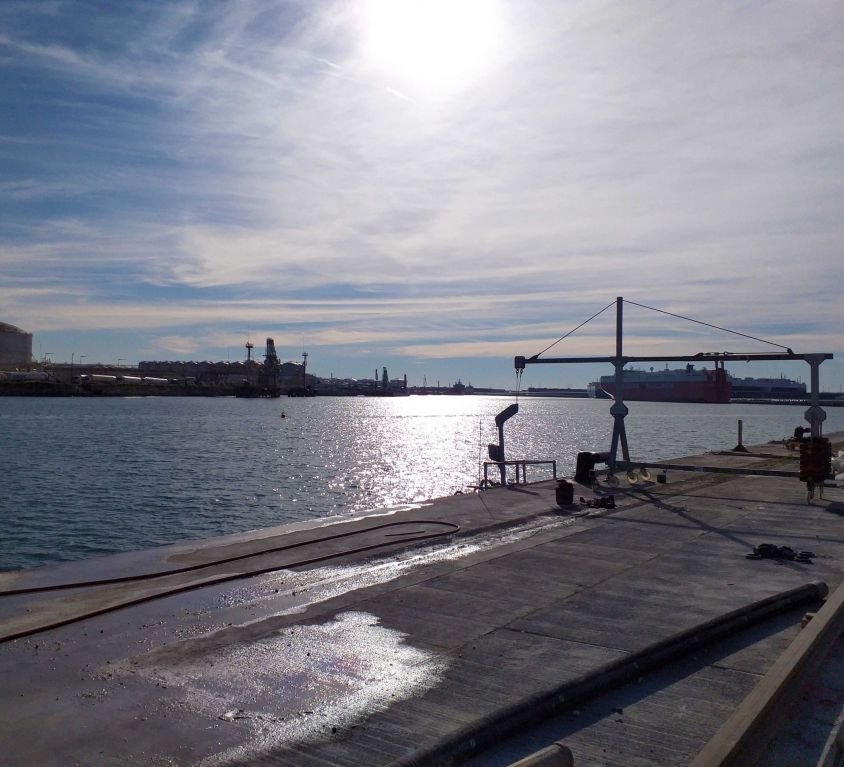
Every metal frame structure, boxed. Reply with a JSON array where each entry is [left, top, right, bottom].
[[482, 459, 558, 488], [515, 297, 833, 477]]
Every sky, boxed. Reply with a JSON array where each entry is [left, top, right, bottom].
[[1, 0, 842, 390]]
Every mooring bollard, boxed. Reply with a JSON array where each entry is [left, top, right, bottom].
[[556, 479, 574, 506], [732, 419, 749, 452]]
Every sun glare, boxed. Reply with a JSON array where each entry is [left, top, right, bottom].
[[361, 0, 503, 94]]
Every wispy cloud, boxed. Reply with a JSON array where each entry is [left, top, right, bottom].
[[150, 335, 200, 356], [1, 0, 842, 384]]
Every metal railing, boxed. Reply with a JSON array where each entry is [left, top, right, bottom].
[[482, 459, 557, 487]]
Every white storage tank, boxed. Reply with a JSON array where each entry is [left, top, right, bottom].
[[0, 323, 33, 367]]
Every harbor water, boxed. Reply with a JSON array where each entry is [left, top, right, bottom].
[[2, 395, 843, 571]]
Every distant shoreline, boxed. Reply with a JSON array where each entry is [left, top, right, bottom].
[[2, 381, 843, 405]]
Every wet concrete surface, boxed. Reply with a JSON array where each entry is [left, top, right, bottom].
[[1, 436, 843, 765]]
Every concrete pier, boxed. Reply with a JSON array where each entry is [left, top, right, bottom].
[[1, 435, 843, 766]]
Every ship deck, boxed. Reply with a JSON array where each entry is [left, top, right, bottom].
[[1, 434, 844, 766]]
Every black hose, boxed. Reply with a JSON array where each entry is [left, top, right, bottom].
[[0, 519, 459, 597], [0, 520, 459, 643]]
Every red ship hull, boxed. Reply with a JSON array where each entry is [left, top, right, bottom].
[[600, 366, 731, 404], [600, 381, 730, 403]]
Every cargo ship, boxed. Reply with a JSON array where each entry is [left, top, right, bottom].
[[588, 362, 731, 403], [587, 366, 809, 404], [729, 374, 806, 400]]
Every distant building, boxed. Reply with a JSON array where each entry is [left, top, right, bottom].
[[138, 359, 313, 391], [0, 322, 33, 368]]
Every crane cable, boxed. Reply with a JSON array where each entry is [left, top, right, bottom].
[[532, 300, 616, 358], [530, 298, 793, 360], [624, 300, 794, 352]]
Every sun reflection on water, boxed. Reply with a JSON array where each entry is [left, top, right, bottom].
[[2, 394, 842, 569]]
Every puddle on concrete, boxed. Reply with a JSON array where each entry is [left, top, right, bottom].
[[123, 514, 577, 763], [139, 611, 446, 765]]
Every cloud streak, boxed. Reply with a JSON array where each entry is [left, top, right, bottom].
[[0, 0, 842, 384]]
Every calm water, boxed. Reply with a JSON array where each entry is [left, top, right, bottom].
[[2, 395, 842, 571]]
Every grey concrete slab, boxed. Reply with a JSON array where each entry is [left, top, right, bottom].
[[455, 545, 629, 591], [463, 609, 803, 767], [457, 628, 628, 677], [534, 538, 660, 565], [420, 561, 582, 605], [367, 582, 538, 626], [509, 594, 716, 654], [363, 600, 503, 650], [543, 519, 707, 553]]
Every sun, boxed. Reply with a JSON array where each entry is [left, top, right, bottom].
[[361, 0, 503, 94]]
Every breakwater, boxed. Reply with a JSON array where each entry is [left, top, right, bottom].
[[0, 380, 232, 397]]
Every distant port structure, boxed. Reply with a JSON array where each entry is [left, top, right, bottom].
[[0, 327, 318, 396], [3, 317, 838, 401], [140, 339, 313, 398], [0, 328, 422, 397], [0, 322, 33, 368]]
